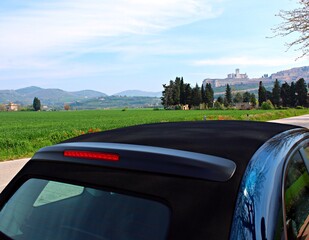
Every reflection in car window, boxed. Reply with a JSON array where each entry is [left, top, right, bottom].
[[284, 149, 309, 240], [0, 178, 170, 240], [34, 181, 84, 207]]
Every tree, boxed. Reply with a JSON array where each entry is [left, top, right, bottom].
[[290, 82, 297, 107], [266, 91, 273, 104], [214, 101, 224, 110], [179, 77, 185, 105], [272, 79, 281, 107], [281, 82, 291, 107], [191, 83, 202, 107], [205, 83, 214, 108], [184, 84, 192, 107], [64, 104, 70, 111], [173, 77, 181, 105], [201, 84, 206, 104], [273, 0, 309, 58], [295, 78, 308, 106], [225, 84, 232, 107], [0, 104, 6, 111], [233, 92, 243, 103], [217, 96, 224, 104], [243, 92, 251, 102], [161, 83, 173, 109], [258, 81, 267, 106], [261, 100, 275, 110], [33, 97, 41, 111], [250, 93, 257, 107]]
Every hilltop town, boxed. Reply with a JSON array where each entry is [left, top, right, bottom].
[[203, 66, 309, 88]]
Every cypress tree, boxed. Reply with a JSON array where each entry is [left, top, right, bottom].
[[258, 81, 267, 106], [272, 79, 281, 107]]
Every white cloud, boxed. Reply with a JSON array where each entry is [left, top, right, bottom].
[[0, 0, 222, 61]]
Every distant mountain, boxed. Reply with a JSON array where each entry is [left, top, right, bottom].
[[72, 90, 107, 98], [0, 87, 108, 106], [113, 90, 161, 97], [0, 86, 161, 109], [0, 90, 24, 103], [16, 86, 43, 95]]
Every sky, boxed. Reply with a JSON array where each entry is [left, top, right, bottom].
[[0, 0, 308, 95]]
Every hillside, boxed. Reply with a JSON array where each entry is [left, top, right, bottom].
[[0, 87, 161, 109], [0, 87, 108, 106], [270, 66, 309, 82], [113, 90, 161, 97], [70, 96, 161, 110]]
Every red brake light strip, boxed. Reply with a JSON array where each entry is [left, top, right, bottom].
[[64, 150, 120, 161]]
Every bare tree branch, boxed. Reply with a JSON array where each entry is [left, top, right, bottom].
[[272, 0, 309, 59]]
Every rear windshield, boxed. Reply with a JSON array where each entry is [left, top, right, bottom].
[[0, 178, 170, 240]]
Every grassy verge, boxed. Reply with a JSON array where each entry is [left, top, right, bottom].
[[0, 108, 308, 161]]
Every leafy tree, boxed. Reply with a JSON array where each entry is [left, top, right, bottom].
[[295, 78, 308, 106], [258, 81, 267, 106], [243, 92, 251, 102], [272, 79, 281, 107], [217, 96, 224, 104], [281, 82, 291, 107], [64, 104, 70, 111], [250, 93, 257, 107], [214, 101, 224, 110], [225, 84, 232, 107], [33, 97, 41, 111], [273, 0, 309, 58], [0, 104, 6, 111], [261, 100, 275, 110], [233, 92, 243, 103], [161, 83, 173, 108]]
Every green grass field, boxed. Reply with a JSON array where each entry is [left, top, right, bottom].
[[0, 108, 309, 160]]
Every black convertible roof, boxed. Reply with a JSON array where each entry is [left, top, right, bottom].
[[64, 120, 298, 172], [48, 121, 301, 239]]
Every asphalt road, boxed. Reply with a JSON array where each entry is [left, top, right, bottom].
[[0, 158, 29, 192], [0, 114, 308, 193], [269, 114, 309, 128]]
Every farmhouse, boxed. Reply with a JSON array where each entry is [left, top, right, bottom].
[[6, 102, 19, 111]]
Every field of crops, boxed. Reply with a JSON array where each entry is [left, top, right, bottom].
[[1, 108, 309, 160]]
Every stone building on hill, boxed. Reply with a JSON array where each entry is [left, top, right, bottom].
[[203, 69, 260, 88], [203, 66, 309, 89]]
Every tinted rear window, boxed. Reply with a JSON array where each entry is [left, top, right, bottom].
[[0, 178, 170, 240]]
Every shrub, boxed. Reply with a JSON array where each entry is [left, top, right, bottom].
[[261, 100, 274, 110], [213, 101, 225, 110]]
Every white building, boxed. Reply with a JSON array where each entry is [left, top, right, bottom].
[[227, 69, 248, 79]]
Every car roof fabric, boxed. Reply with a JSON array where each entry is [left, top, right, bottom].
[[64, 120, 297, 171], [62, 120, 299, 239]]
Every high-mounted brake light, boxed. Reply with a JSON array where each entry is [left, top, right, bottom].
[[64, 150, 120, 161]]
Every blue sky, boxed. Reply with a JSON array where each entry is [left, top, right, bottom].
[[0, 0, 307, 95]]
